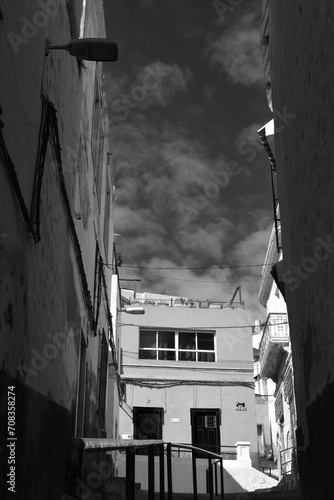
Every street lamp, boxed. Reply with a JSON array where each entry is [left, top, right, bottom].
[[46, 38, 118, 62], [118, 306, 145, 315]]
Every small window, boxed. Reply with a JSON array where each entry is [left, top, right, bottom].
[[198, 332, 214, 351], [205, 415, 217, 428], [158, 350, 176, 361], [179, 332, 195, 350], [158, 330, 175, 349], [198, 352, 215, 362], [140, 330, 156, 349], [179, 351, 196, 361]]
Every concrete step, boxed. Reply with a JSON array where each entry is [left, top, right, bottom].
[[104, 476, 142, 492]]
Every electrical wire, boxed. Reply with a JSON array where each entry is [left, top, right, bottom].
[[120, 269, 272, 283], [122, 378, 254, 390], [122, 263, 277, 270], [118, 321, 288, 330]]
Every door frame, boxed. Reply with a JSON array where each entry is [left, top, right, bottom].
[[190, 408, 221, 457]]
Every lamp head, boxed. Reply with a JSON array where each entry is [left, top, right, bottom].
[[119, 306, 145, 315]]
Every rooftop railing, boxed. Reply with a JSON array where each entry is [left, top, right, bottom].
[[125, 297, 244, 309]]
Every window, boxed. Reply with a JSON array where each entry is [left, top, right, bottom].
[[93, 242, 102, 336], [103, 187, 111, 256], [98, 329, 109, 425], [139, 329, 215, 362], [91, 65, 105, 206]]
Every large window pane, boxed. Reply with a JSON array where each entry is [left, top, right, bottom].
[[158, 350, 176, 360], [139, 350, 156, 359], [197, 333, 214, 351], [179, 332, 195, 350], [140, 330, 156, 348], [158, 331, 175, 349], [179, 351, 196, 361]]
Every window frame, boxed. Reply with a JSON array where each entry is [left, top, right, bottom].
[[139, 328, 216, 362], [97, 329, 109, 426]]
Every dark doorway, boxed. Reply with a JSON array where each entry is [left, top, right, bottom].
[[133, 407, 164, 455], [133, 407, 163, 439], [191, 409, 221, 457]]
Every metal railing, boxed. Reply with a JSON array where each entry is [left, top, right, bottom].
[[125, 297, 244, 310], [68, 438, 225, 499], [174, 443, 236, 461], [279, 445, 302, 490], [259, 312, 289, 373], [206, 457, 225, 498]]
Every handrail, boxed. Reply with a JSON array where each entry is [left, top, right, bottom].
[[169, 442, 223, 460], [279, 444, 302, 489], [67, 438, 225, 500]]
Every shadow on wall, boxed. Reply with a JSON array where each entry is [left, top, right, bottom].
[[0, 370, 75, 500], [117, 455, 248, 494]]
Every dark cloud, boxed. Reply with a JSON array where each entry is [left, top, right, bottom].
[[104, 1, 272, 320]]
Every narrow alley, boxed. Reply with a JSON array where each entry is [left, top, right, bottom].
[[1, 1, 334, 499]]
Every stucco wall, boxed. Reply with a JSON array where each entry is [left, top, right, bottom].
[[268, 1, 334, 497], [0, 1, 116, 497], [118, 305, 258, 464]]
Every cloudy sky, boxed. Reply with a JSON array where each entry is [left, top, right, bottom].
[[103, 0, 273, 320]]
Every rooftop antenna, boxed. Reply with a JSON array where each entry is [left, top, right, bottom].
[[228, 286, 243, 307]]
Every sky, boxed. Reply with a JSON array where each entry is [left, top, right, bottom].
[[103, 0, 273, 321]]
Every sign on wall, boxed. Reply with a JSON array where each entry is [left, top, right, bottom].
[[235, 402, 247, 411]]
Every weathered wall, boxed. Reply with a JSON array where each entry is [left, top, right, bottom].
[[0, 1, 116, 497], [268, 0, 334, 497], [0, 0, 84, 412]]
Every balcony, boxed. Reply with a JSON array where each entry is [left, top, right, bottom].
[[259, 313, 290, 382]]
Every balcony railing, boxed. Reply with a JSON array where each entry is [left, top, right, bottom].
[[259, 313, 289, 381]]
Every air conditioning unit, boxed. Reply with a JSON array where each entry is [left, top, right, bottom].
[[121, 434, 132, 440]]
